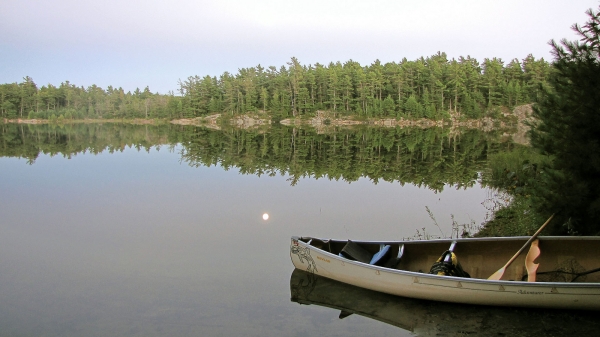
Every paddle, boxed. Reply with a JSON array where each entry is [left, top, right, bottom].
[[487, 214, 555, 281]]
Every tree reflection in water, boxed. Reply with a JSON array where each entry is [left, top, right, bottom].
[[0, 123, 511, 192]]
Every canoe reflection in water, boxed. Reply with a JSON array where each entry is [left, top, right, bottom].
[[290, 269, 600, 336]]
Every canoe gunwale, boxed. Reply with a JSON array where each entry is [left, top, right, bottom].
[[293, 235, 600, 245]]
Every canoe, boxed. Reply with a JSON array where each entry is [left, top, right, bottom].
[[290, 269, 600, 336], [289, 236, 600, 310]]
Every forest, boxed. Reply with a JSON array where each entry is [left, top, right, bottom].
[[0, 53, 550, 121]]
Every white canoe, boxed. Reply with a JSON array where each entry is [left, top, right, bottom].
[[289, 236, 600, 310]]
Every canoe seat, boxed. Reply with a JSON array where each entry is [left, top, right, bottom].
[[339, 240, 373, 263]]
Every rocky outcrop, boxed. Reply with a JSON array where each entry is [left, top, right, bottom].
[[511, 104, 534, 145], [281, 110, 509, 131], [230, 114, 270, 128]]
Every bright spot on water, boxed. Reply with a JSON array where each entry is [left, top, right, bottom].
[[262, 213, 269, 221]]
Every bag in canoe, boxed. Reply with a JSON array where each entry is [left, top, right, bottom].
[[429, 250, 471, 278]]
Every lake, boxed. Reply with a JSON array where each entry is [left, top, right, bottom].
[[1, 123, 596, 336]]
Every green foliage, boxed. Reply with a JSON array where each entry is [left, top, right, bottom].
[[482, 146, 551, 195], [2, 100, 17, 118], [403, 95, 422, 118], [475, 194, 545, 237], [177, 55, 548, 120], [477, 145, 552, 237], [530, 6, 600, 235], [382, 95, 396, 116], [0, 78, 179, 120]]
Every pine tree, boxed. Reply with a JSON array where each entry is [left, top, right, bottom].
[[404, 95, 422, 118], [382, 95, 396, 117], [530, 6, 600, 234]]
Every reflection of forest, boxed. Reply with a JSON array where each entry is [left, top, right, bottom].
[[0, 123, 509, 191], [0, 123, 172, 163]]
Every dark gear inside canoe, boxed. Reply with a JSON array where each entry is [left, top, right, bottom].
[[429, 250, 471, 278]]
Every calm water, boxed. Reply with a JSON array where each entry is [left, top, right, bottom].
[[2, 123, 591, 336]]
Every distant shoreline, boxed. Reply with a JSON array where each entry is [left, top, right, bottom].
[[2, 113, 517, 131], [2, 104, 535, 142], [2, 118, 158, 125]]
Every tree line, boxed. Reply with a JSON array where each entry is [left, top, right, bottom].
[[0, 78, 180, 120], [180, 53, 550, 120], [1, 53, 550, 121]]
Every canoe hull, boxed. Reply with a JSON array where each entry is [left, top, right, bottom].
[[290, 237, 600, 310]]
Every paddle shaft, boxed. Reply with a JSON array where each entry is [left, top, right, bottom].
[[488, 214, 555, 280]]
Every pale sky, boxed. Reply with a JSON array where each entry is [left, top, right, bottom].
[[1, 0, 598, 94]]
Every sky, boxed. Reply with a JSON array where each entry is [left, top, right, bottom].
[[1, 0, 598, 94]]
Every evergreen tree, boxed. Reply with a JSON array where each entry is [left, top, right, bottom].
[[530, 6, 600, 234], [404, 95, 422, 118], [382, 95, 396, 116]]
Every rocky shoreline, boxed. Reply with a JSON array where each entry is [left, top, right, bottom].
[[3, 105, 533, 136]]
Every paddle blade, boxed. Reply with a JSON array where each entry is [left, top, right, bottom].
[[525, 239, 541, 282], [487, 267, 506, 281]]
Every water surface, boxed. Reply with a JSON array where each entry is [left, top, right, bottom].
[[0, 123, 520, 336]]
